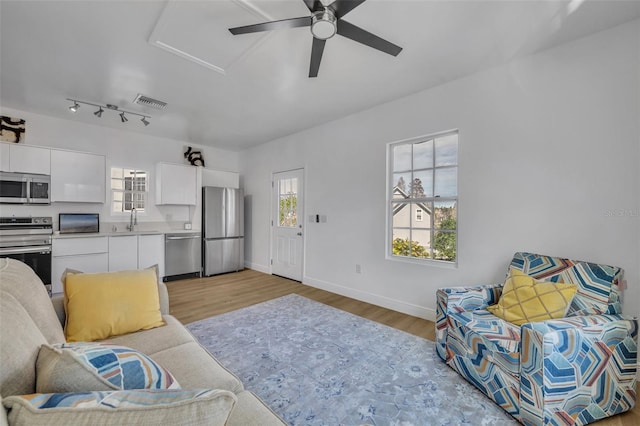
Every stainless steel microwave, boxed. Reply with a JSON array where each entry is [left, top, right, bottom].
[[0, 172, 51, 204]]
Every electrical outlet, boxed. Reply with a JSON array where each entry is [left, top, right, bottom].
[[184, 222, 192, 230]]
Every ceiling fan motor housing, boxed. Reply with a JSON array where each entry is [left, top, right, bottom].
[[311, 8, 337, 40]]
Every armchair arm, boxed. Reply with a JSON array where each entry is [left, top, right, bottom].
[[519, 315, 638, 425], [435, 284, 502, 361]]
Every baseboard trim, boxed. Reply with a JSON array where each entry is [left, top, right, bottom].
[[303, 275, 436, 322], [245, 261, 269, 274]]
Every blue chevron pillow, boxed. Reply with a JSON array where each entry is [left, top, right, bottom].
[[36, 342, 180, 393]]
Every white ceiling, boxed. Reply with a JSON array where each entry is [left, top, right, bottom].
[[1, 0, 639, 151]]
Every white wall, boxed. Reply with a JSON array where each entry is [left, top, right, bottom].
[[241, 20, 640, 320], [0, 107, 240, 230]]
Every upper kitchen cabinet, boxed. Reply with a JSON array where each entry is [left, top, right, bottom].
[[0, 142, 51, 174], [201, 167, 240, 189], [51, 149, 106, 203], [156, 162, 197, 205]]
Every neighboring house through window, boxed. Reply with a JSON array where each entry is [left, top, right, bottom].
[[111, 167, 147, 213], [388, 131, 458, 263]]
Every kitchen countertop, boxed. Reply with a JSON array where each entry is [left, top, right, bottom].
[[52, 229, 201, 239]]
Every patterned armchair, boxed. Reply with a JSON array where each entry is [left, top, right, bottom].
[[436, 252, 637, 425]]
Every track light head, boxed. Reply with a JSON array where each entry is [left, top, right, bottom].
[[119, 112, 128, 122], [94, 107, 103, 118], [141, 117, 150, 126], [69, 101, 80, 113]]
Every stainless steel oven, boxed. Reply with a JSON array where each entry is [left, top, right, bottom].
[[0, 172, 51, 204], [0, 217, 53, 293]]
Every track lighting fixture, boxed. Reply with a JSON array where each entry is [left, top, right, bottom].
[[66, 98, 151, 127]]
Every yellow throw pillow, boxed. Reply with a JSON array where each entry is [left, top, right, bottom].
[[64, 269, 165, 342], [487, 268, 577, 326]]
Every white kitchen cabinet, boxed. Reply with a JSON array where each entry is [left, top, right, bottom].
[[156, 162, 197, 205], [108, 235, 138, 272], [51, 236, 109, 294], [0, 143, 51, 174], [201, 168, 240, 189], [51, 149, 105, 203], [138, 234, 165, 278], [109, 234, 164, 277], [0, 143, 10, 171]]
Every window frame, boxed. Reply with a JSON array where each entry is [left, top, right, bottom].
[[110, 167, 148, 215], [386, 130, 459, 267]]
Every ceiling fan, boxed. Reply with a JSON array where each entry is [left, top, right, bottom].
[[229, 0, 402, 78]]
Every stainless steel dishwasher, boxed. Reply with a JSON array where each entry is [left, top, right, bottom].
[[164, 233, 201, 281]]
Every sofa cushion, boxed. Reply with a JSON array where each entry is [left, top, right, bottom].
[[63, 268, 165, 342], [0, 259, 65, 344], [104, 315, 195, 355], [0, 293, 48, 396], [3, 389, 237, 426], [487, 268, 577, 326], [149, 342, 244, 394], [36, 343, 180, 393]]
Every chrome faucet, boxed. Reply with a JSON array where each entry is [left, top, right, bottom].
[[127, 208, 137, 231]]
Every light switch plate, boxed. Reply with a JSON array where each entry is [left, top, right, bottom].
[[184, 222, 192, 230]]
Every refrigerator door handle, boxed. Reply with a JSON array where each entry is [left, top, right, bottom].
[[223, 187, 228, 238]]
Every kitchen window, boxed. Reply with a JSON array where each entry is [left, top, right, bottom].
[[388, 131, 458, 264], [111, 167, 147, 213]]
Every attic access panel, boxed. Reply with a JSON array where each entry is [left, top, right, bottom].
[[148, 0, 277, 74]]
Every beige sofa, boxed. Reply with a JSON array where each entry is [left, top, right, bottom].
[[0, 258, 285, 425]]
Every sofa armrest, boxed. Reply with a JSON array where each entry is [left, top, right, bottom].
[[435, 284, 502, 361], [519, 315, 638, 425], [158, 280, 169, 315], [51, 295, 66, 327]]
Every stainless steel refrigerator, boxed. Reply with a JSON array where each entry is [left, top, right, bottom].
[[202, 187, 244, 276]]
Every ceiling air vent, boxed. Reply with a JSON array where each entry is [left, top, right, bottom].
[[132, 94, 167, 110]]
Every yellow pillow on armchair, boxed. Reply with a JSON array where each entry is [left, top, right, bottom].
[[63, 269, 164, 342], [487, 268, 577, 326]]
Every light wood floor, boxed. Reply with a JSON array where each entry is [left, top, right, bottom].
[[167, 269, 639, 426]]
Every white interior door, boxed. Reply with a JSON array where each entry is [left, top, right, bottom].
[[271, 169, 304, 281]]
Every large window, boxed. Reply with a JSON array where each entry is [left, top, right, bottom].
[[111, 167, 147, 213], [388, 131, 458, 263]]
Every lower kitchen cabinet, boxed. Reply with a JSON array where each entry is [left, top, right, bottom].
[[51, 236, 109, 294], [138, 234, 165, 277], [109, 234, 165, 277], [52, 234, 165, 294], [108, 235, 138, 271]]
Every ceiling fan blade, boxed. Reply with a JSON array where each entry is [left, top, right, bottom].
[[302, 0, 323, 13], [336, 20, 402, 56], [328, 0, 367, 18], [229, 16, 311, 35], [309, 37, 326, 78]]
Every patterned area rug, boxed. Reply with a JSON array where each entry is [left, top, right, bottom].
[[186, 294, 517, 426]]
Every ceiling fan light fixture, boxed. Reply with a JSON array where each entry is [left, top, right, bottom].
[[311, 8, 337, 40], [94, 107, 103, 118], [68, 101, 80, 113]]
